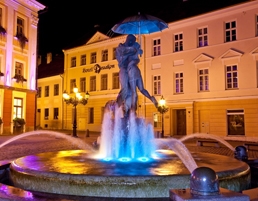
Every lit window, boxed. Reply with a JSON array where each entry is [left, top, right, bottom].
[[198, 27, 208, 47], [44, 108, 49, 120], [80, 77, 86, 92], [54, 84, 59, 96], [225, 21, 236, 42], [13, 98, 23, 119], [38, 87, 42, 98], [101, 74, 108, 90], [90, 76, 96, 91], [226, 65, 238, 89], [198, 69, 209, 91], [256, 15, 258, 36], [113, 48, 117, 60], [80, 54, 86, 65], [70, 79, 76, 93], [71, 57, 76, 67], [15, 62, 23, 76], [16, 17, 24, 35], [0, 8, 2, 26], [153, 75, 161, 95], [91, 52, 97, 64], [53, 108, 59, 119], [102, 49, 108, 61], [174, 33, 183, 52], [112, 72, 119, 89], [45, 86, 49, 97], [153, 39, 161, 56], [175, 72, 183, 93], [227, 110, 244, 135]]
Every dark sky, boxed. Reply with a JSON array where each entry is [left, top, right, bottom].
[[36, 0, 248, 55]]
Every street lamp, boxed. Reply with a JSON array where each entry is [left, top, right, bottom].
[[158, 95, 168, 138], [63, 85, 89, 137]]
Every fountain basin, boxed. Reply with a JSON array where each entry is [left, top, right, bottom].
[[9, 149, 250, 198]]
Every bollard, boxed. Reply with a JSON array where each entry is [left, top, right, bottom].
[[85, 129, 89, 137], [190, 166, 220, 196], [234, 146, 248, 161]]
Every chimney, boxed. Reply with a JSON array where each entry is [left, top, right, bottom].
[[47, 52, 52, 64]]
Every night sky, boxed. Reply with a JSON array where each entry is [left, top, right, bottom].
[[36, 0, 248, 55]]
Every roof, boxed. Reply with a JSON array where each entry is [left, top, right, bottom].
[[37, 53, 64, 79]]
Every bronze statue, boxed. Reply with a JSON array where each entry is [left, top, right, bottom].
[[116, 34, 158, 116]]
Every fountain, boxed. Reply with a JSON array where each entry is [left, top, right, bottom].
[[0, 34, 252, 200]]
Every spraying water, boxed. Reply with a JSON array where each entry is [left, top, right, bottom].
[[180, 133, 235, 151], [155, 138, 198, 173], [98, 105, 156, 161], [0, 130, 95, 152]]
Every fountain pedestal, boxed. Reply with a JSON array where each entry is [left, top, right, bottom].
[[170, 188, 250, 201]]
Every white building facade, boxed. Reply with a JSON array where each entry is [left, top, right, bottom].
[[0, 0, 45, 134], [144, 0, 258, 138]]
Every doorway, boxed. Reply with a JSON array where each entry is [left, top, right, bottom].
[[176, 109, 186, 135]]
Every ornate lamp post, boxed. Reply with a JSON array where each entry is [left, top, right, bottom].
[[63, 86, 89, 137], [158, 95, 168, 138]]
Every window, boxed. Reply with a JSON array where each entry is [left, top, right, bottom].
[[153, 39, 161, 56], [0, 8, 2, 26], [16, 17, 24, 35], [227, 110, 244, 135], [70, 79, 76, 93], [153, 113, 161, 128], [88, 107, 94, 124], [112, 72, 119, 89], [80, 77, 86, 92], [257, 62, 258, 87], [44, 108, 49, 120], [198, 69, 209, 91], [226, 65, 238, 89], [91, 52, 97, 64], [102, 49, 108, 61], [198, 27, 208, 47], [53, 84, 59, 96], [90, 76, 96, 91], [15, 62, 23, 76], [13, 98, 23, 119], [225, 21, 236, 42], [113, 48, 117, 60], [53, 108, 59, 119], [175, 72, 183, 93], [101, 74, 108, 90], [174, 33, 183, 52], [80, 54, 86, 65], [153, 75, 161, 95], [45, 86, 49, 97], [256, 15, 258, 36], [38, 87, 42, 98], [71, 57, 76, 67]]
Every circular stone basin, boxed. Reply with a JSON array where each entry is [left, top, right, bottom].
[[9, 150, 250, 198]]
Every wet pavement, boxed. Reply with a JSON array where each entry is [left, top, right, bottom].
[[0, 130, 257, 201]]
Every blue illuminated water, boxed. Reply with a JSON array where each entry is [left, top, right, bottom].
[[98, 105, 156, 161]]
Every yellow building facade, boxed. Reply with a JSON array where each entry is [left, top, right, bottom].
[[0, 0, 45, 134], [60, 0, 258, 139], [62, 32, 154, 132]]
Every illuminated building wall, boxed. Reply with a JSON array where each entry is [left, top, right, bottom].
[[0, 0, 45, 134], [144, 0, 258, 138]]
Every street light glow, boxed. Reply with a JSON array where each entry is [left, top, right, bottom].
[[63, 87, 90, 137]]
